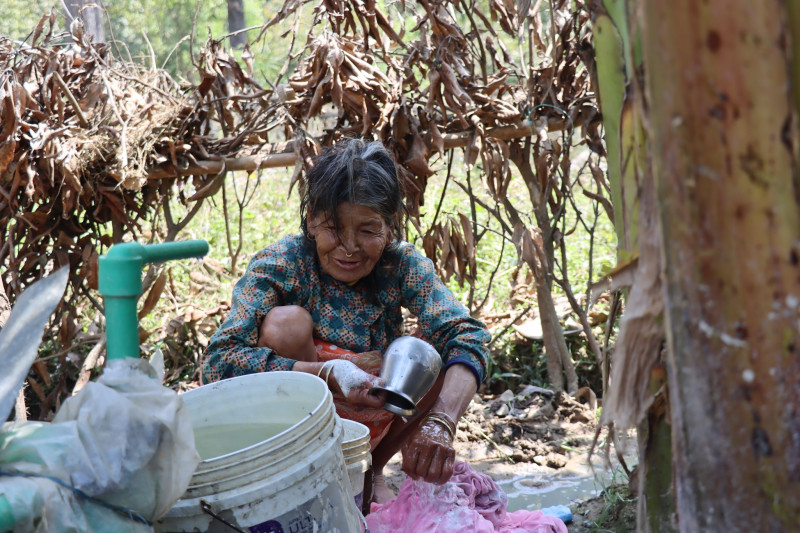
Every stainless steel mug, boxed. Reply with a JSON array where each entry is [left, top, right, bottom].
[[372, 336, 442, 416]]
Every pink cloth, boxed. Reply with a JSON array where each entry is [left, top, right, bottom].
[[452, 461, 508, 526], [366, 462, 568, 533]]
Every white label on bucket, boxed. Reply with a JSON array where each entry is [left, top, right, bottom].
[[248, 482, 357, 533]]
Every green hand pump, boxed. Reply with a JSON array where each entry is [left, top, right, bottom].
[[98, 240, 209, 360]]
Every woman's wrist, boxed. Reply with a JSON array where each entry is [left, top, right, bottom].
[[293, 361, 331, 385], [422, 411, 457, 440], [316, 361, 334, 387], [430, 363, 478, 422]]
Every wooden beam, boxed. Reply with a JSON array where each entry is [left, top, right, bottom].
[[147, 152, 297, 179], [147, 117, 578, 179]]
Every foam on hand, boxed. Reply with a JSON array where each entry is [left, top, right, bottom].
[[329, 359, 380, 397]]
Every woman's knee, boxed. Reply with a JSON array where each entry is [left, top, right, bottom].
[[257, 305, 315, 359]]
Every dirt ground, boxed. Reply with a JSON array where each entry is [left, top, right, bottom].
[[382, 385, 638, 532], [567, 487, 637, 532]]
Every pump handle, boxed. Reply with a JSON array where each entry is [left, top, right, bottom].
[[141, 241, 210, 264]]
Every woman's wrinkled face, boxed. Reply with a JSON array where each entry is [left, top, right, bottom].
[[307, 203, 393, 284]]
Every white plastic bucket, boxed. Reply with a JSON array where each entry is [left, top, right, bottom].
[[340, 419, 372, 510], [155, 372, 363, 533]]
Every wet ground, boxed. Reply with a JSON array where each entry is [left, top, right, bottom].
[[383, 386, 638, 530]]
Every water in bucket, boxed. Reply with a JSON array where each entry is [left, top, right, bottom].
[[192, 422, 292, 460]]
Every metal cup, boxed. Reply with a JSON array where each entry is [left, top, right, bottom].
[[372, 336, 442, 417]]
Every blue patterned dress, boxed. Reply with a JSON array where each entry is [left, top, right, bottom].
[[202, 234, 490, 385]]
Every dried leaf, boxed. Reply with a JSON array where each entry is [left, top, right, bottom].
[[139, 272, 168, 319], [0, 90, 18, 175], [429, 121, 444, 156], [26, 376, 46, 403], [404, 134, 434, 178], [241, 45, 254, 77], [187, 172, 225, 202], [602, 179, 665, 429], [189, 271, 211, 285], [588, 254, 639, 305], [464, 131, 481, 170], [458, 212, 477, 276], [32, 361, 51, 387]]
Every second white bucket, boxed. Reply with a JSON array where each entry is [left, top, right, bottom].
[[340, 419, 372, 510], [156, 371, 363, 533]]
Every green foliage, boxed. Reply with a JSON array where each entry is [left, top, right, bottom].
[[204, 171, 297, 269], [486, 340, 550, 394], [0, 0, 55, 42]]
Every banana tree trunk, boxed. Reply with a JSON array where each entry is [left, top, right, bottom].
[[591, 0, 628, 249], [592, 2, 674, 530], [642, 0, 800, 529]]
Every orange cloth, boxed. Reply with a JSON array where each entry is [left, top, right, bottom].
[[315, 340, 395, 451]]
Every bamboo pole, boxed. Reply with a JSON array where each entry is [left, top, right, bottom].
[[592, 1, 676, 530]]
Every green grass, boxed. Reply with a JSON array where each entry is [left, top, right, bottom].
[[183, 168, 300, 272], [581, 466, 635, 532]]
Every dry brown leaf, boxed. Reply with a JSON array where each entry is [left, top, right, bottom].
[[464, 131, 481, 170], [139, 272, 168, 319], [439, 62, 473, 106], [26, 377, 46, 403], [429, 121, 444, 155], [458, 213, 477, 276], [189, 271, 212, 285], [599, 156, 667, 426], [32, 360, 52, 387], [187, 172, 225, 202], [404, 134, 434, 178], [0, 90, 18, 175]]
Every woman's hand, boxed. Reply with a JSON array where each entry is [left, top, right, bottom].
[[399, 364, 477, 485], [400, 417, 456, 485], [326, 360, 387, 408]]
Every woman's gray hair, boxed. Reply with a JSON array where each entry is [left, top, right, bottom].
[[300, 138, 405, 250]]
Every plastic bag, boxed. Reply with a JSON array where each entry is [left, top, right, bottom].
[[0, 358, 200, 532]]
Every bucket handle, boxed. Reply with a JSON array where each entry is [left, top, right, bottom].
[[200, 500, 246, 532], [199, 498, 371, 532]]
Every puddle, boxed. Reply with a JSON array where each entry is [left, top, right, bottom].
[[500, 470, 613, 511], [499, 454, 637, 512]]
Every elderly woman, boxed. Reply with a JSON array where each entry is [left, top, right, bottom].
[[203, 138, 490, 507]]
